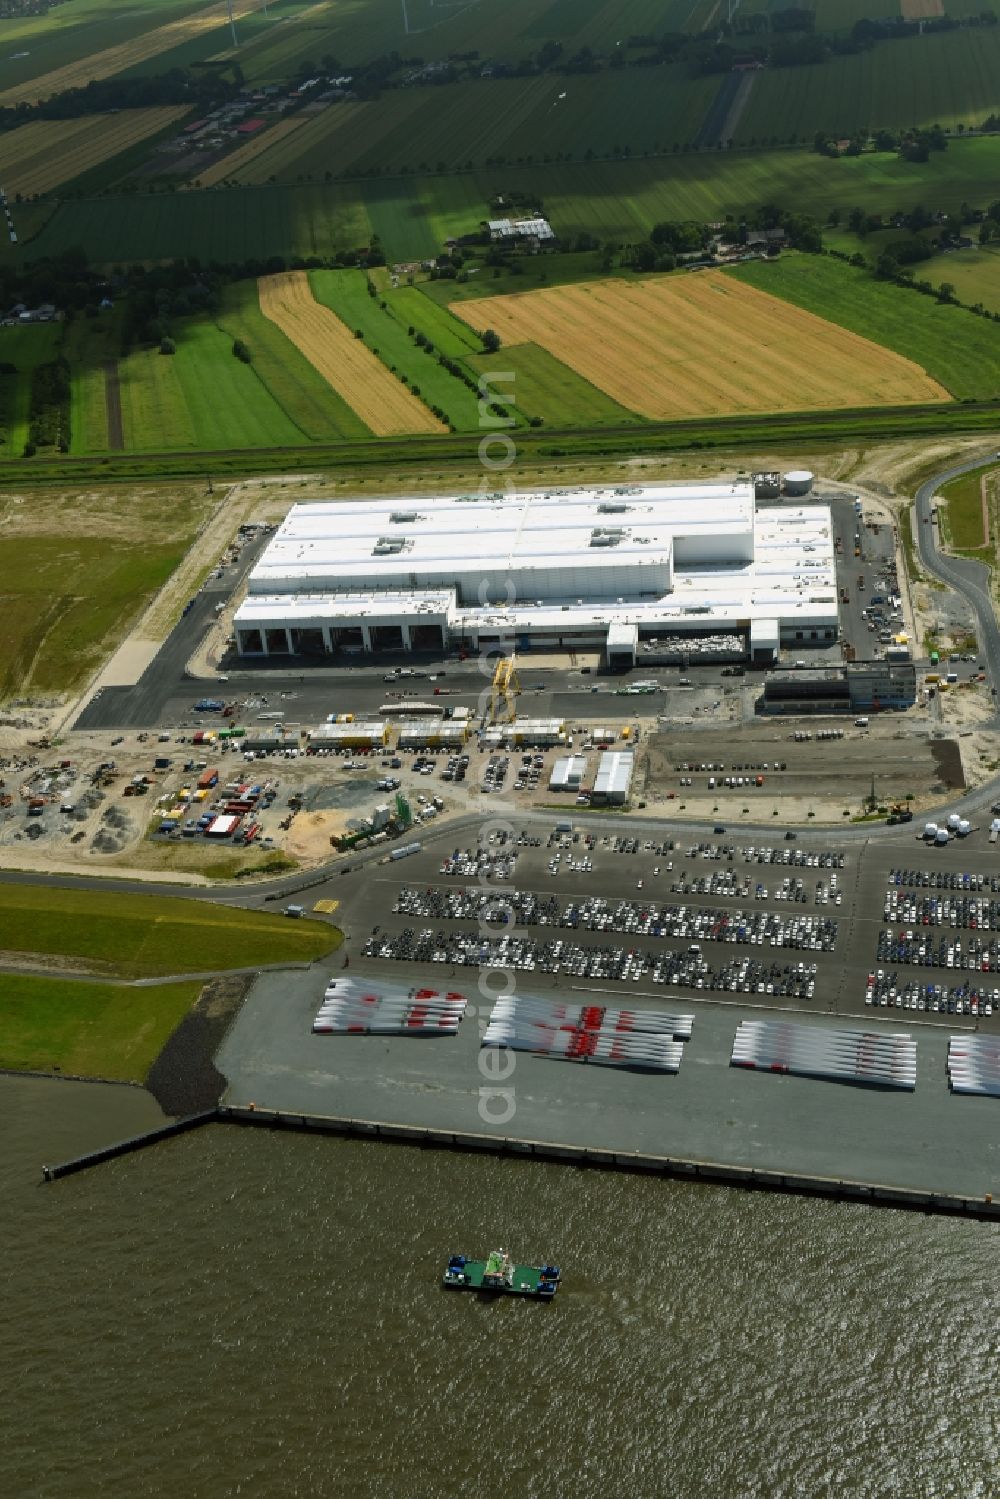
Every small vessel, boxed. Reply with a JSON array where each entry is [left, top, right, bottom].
[[443, 1248, 560, 1299]]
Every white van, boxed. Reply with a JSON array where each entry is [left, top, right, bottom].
[[854, 717, 869, 728]]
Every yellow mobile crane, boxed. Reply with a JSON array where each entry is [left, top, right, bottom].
[[488, 654, 521, 723]]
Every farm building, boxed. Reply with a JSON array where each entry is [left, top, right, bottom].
[[233, 481, 838, 665], [486, 216, 555, 243]]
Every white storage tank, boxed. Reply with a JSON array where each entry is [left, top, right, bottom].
[[783, 469, 815, 496]]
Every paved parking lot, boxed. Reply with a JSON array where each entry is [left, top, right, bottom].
[[213, 814, 1000, 1196]]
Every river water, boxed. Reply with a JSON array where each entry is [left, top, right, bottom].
[[5, 1076, 999, 1499]]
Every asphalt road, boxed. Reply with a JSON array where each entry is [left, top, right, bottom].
[[915, 452, 1000, 720], [74, 531, 272, 733]]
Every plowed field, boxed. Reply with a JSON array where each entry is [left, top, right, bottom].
[[258, 271, 445, 436], [0, 0, 270, 107], [0, 108, 188, 197], [451, 272, 951, 419]]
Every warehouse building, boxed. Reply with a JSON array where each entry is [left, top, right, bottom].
[[549, 755, 588, 792], [233, 481, 838, 664], [593, 750, 634, 805], [482, 718, 567, 748], [397, 720, 469, 749], [306, 722, 389, 749]]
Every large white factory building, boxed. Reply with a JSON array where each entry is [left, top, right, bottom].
[[233, 480, 838, 665]]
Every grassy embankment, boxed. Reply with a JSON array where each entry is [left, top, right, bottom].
[[0, 973, 203, 1081], [939, 471, 989, 551], [938, 467, 1000, 579], [0, 883, 339, 1082], [0, 882, 338, 978]]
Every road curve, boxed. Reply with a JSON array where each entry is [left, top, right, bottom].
[[914, 450, 1000, 715]]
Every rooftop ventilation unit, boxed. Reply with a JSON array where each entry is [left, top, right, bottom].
[[373, 537, 406, 555], [390, 511, 419, 523], [598, 501, 629, 513]]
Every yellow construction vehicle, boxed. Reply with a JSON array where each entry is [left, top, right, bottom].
[[488, 654, 521, 723]]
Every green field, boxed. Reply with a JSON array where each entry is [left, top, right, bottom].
[[0, 0, 207, 94], [0, 529, 189, 698], [17, 182, 373, 266], [939, 467, 993, 551], [306, 271, 630, 428], [0, 323, 62, 455], [0, 973, 203, 1082], [308, 268, 488, 429], [221, 0, 699, 81], [467, 342, 640, 427], [728, 255, 1000, 403], [735, 28, 1000, 143], [23, 136, 1000, 268], [115, 0, 307, 81], [0, 883, 337, 978], [213, 280, 369, 440], [209, 69, 719, 185], [826, 228, 1000, 316], [62, 285, 371, 455]]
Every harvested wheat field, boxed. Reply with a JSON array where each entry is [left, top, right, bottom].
[[0, 0, 270, 107], [190, 116, 309, 188], [258, 271, 445, 436], [0, 109, 189, 197], [451, 273, 950, 420]]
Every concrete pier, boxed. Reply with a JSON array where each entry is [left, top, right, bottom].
[[218, 1105, 1000, 1222], [41, 1111, 218, 1180]]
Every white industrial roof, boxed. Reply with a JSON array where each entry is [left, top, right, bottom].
[[550, 754, 587, 788], [235, 488, 837, 638], [594, 750, 634, 798], [245, 483, 753, 592]]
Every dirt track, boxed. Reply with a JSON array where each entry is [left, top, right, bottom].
[[104, 362, 123, 451]]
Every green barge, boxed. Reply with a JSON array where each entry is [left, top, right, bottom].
[[443, 1248, 560, 1299]]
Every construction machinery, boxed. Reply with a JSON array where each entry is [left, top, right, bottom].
[[488, 655, 521, 723]]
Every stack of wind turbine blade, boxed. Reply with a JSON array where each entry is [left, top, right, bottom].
[[481, 996, 693, 1071], [589, 1033, 685, 1072], [947, 1035, 1000, 1096], [730, 1019, 916, 1090], [313, 977, 466, 1035]]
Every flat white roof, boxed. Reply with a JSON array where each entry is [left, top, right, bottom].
[[595, 750, 634, 797], [246, 483, 752, 591], [235, 489, 838, 637]]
